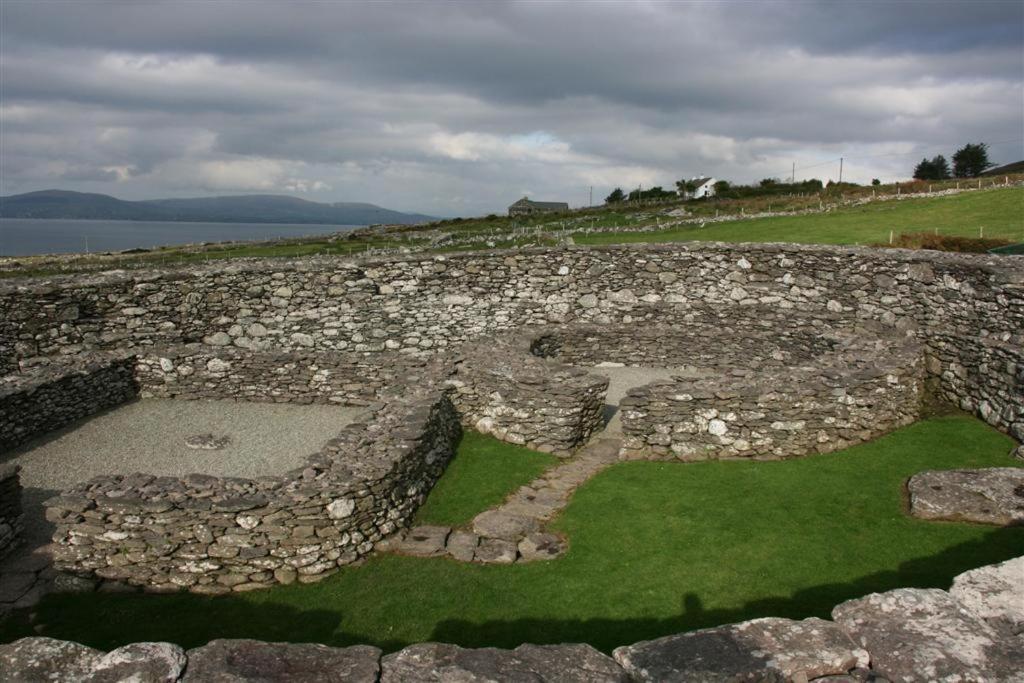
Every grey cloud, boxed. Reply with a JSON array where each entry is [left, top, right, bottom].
[[1, 0, 1021, 215]]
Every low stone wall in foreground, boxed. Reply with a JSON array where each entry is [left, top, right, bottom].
[[2, 555, 1020, 681]]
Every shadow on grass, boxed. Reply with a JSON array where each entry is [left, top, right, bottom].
[[2, 526, 1019, 654], [428, 526, 1023, 653]]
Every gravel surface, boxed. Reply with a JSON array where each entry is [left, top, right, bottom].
[[1, 398, 366, 554], [587, 365, 708, 435]]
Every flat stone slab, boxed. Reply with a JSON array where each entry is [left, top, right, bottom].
[[472, 510, 540, 540], [613, 617, 868, 682], [183, 639, 381, 682], [518, 532, 566, 561], [87, 642, 187, 683], [908, 468, 1024, 525], [184, 433, 231, 450], [474, 537, 518, 564], [832, 587, 1023, 682], [396, 526, 451, 557], [445, 530, 479, 562], [0, 637, 102, 681], [950, 555, 1024, 637], [381, 642, 628, 682]]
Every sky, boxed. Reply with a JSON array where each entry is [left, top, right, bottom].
[[1, 0, 1022, 216]]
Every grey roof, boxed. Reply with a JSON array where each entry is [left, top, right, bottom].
[[510, 197, 569, 210], [687, 177, 713, 188]]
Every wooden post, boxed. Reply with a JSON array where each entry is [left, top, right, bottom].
[[889, 230, 894, 245]]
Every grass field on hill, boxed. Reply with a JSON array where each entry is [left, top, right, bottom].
[[2, 416, 1020, 654], [576, 186, 1024, 247]]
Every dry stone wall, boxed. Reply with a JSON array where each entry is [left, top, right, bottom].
[[619, 333, 925, 460], [452, 335, 609, 455], [29, 337, 605, 590], [134, 344, 428, 406], [530, 322, 835, 369], [46, 386, 461, 593], [0, 354, 138, 453], [0, 464, 23, 559], [1, 243, 1019, 441], [926, 334, 1023, 442]]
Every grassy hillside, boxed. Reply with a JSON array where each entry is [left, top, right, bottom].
[[576, 186, 1024, 247]]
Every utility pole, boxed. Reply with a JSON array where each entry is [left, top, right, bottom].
[[589, 186, 593, 207], [791, 162, 795, 184], [838, 157, 844, 184]]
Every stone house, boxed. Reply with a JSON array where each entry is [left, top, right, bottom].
[[679, 177, 717, 200], [508, 197, 569, 217]]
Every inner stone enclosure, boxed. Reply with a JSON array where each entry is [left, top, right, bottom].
[[0, 242, 1020, 593]]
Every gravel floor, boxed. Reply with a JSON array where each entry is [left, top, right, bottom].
[[1, 398, 366, 554], [586, 365, 709, 435]]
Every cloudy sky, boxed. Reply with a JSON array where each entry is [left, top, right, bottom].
[[1, 0, 1022, 216]]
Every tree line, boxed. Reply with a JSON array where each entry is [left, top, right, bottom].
[[912, 142, 994, 181]]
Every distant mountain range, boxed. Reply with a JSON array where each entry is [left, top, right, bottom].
[[0, 190, 436, 225]]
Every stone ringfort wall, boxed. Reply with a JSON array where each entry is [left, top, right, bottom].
[[617, 332, 925, 460], [2, 242, 1020, 438], [1, 243, 1021, 592]]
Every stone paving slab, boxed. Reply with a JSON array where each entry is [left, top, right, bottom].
[[832, 588, 1024, 682], [395, 437, 621, 564], [907, 467, 1024, 525]]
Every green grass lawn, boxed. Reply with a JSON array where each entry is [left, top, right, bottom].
[[413, 430, 558, 526], [576, 187, 1024, 247], [2, 416, 1020, 653]]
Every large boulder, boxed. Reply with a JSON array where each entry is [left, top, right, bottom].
[[0, 637, 101, 681], [907, 468, 1024, 525], [381, 642, 627, 682], [832, 588, 1023, 682], [613, 617, 868, 682], [182, 639, 381, 682], [87, 642, 186, 683], [950, 555, 1024, 637]]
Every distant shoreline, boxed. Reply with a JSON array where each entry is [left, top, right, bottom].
[[0, 218, 365, 257]]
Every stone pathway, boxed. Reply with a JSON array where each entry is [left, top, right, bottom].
[[388, 365, 697, 564], [389, 438, 621, 564]]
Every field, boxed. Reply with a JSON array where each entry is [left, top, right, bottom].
[[575, 186, 1024, 247], [4, 183, 1020, 280], [2, 416, 1020, 654]]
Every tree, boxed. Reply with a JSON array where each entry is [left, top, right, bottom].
[[913, 155, 950, 181], [871, 178, 881, 186], [759, 178, 779, 187], [675, 179, 697, 195], [605, 188, 625, 204], [713, 180, 731, 193], [952, 143, 994, 178]]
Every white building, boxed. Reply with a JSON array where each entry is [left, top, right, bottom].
[[680, 177, 717, 200]]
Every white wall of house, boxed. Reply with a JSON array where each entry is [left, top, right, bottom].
[[693, 178, 716, 198]]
